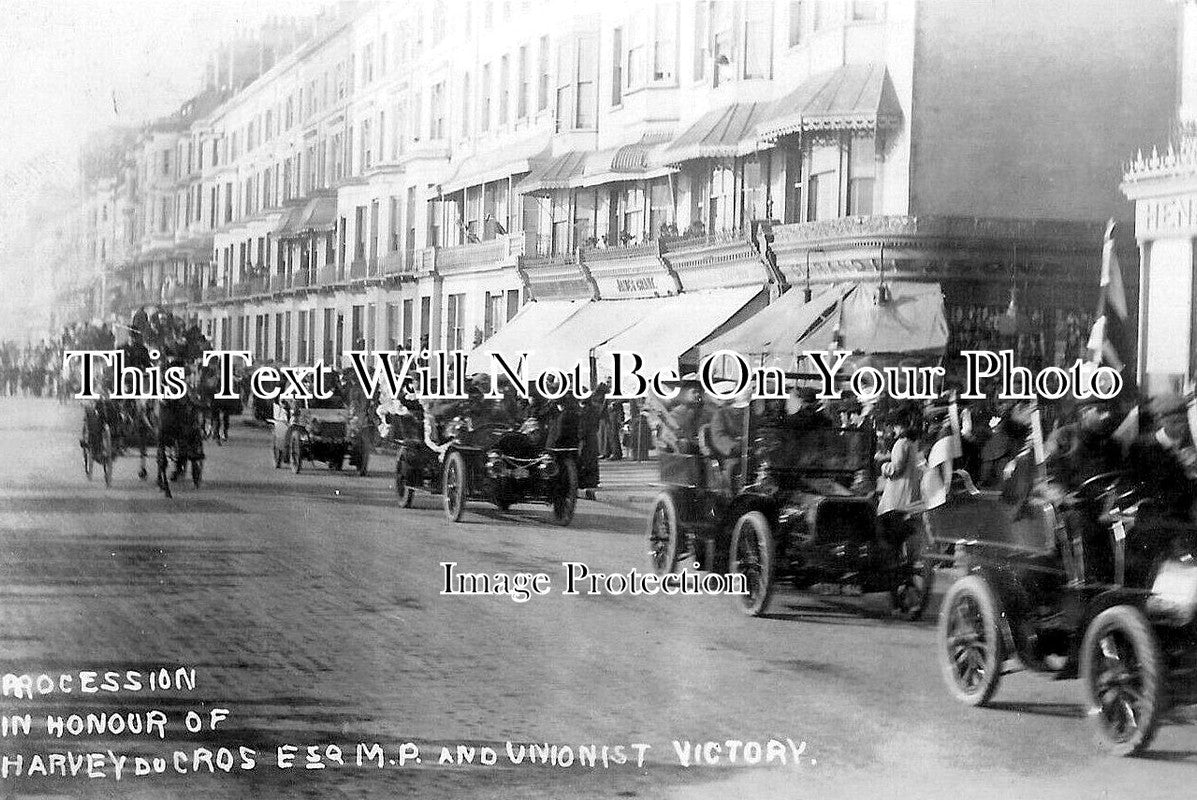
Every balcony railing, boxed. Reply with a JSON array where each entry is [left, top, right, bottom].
[[411, 248, 436, 272], [317, 263, 339, 285], [291, 270, 311, 289], [201, 284, 228, 302]]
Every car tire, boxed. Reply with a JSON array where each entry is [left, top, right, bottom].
[[938, 574, 1004, 707], [551, 460, 578, 526], [290, 431, 304, 474], [1080, 604, 1164, 756], [647, 492, 682, 575], [729, 511, 776, 617], [443, 451, 467, 523]]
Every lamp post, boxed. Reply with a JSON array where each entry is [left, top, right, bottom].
[[804, 247, 824, 302]]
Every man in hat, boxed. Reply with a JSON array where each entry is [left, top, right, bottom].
[[1128, 394, 1196, 519], [785, 385, 833, 431], [709, 380, 753, 487], [1045, 396, 1122, 491], [663, 373, 705, 455]]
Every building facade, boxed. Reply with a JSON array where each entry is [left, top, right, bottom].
[[69, 0, 1178, 376]]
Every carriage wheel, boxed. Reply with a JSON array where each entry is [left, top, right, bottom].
[[647, 493, 682, 575], [729, 511, 776, 617], [443, 451, 467, 523], [100, 424, 114, 488]]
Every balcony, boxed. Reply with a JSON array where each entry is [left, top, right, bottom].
[[201, 284, 228, 302], [410, 248, 436, 273], [231, 275, 269, 297], [435, 233, 525, 272], [317, 263, 340, 286], [348, 259, 367, 280], [291, 270, 311, 289]]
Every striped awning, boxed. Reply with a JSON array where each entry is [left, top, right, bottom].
[[758, 63, 902, 140], [664, 102, 774, 163], [518, 150, 589, 195]]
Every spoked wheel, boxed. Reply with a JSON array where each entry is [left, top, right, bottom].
[[551, 459, 578, 526], [191, 459, 203, 489], [1081, 605, 1163, 756], [443, 451, 467, 523], [290, 431, 304, 474], [647, 493, 682, 575], [891, 530, 934, 621], [729, 511, 776, 617], [100, 424, 114, 488], [937, 575, 1004, 706], [395, 464, 415, 508]]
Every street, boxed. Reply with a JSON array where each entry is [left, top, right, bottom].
[[1, 396, 1196, 799]]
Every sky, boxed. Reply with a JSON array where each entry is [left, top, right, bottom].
[[0, 0, 335, 340], [0, 0, 334, 182]]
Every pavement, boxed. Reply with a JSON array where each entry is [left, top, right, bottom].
[[1, 397, 1197, 800]]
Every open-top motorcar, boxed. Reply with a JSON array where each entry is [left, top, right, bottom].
[[273, 393, 370, 476], [927, 460, 1197, 755], [395, 411, 579, 526], [647, 401, 933, 619]]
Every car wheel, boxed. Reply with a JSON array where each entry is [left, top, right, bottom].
[[938, 575, 1004, 706], [395, 463, 415, 508], [443, 451, 467, 522], [729, 511, 775, 617], [891, 528, 934, 621], [551, 460, 578, 526], [647, 493, 682, 575], [290, 431, 304, 474], [1081, 605, 1164, 756]]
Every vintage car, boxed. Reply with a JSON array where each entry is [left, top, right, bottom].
[[928, 462, 1197, 755], [394, 411, 579, 526], [272, 393, 371, 475], [647, 401, 933, 618]]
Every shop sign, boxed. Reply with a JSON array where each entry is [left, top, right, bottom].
[[1138, 194, 1197, 237]]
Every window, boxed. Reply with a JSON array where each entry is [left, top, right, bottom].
[[575, 35, 597, 128], [445, 293, 465, 350], [808, 142, 839, 221], [653, 3, 678, 81], [432, 0, 447, 44], [331, 132, 344, 181], [481, 63, 492, 131], [518, 46, 528, 118], [338, 215, 347, 266], [611, 28, 623, 105], [499, 56, 510, 124], [537, 36, 550, 112], [385, 303, 399, 349], [789, 1, 804, 46], [712, 2, 734, 87], [161, 149, 171, 175], [627, 22, 646, 88], [285, 96, 294, 127], [413, 85, 424, 137], [430, 82, 445, 139], [847, 136, 876, 215], [402, 298, 414, 349], [362, 119, 373, 170], [363, 43, 374, 84], [354, 205, 367, 261], [389, 196, 401, 252], [506, 289, 520, 322], [743, 1, 772, 79], [485, 0, 493, 28], [369, 200, 380, 263], [852, 0, 881, 21], [555, 39, 574, 132], [484, 292, 505, 338], [461, 72, 472, 136], [380, 34, 388, 75], [693, 1, 708, 80], [378, 111, 386, 163]]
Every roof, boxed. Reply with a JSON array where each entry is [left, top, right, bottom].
[[758, 63, 903, 140], [664, 101, 774, 163], [299, 194, 336, 233]]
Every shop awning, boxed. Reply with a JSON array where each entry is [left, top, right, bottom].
[[465, 300, 587, 374], [575, 132, 677, 187], [275, 202, 309, 237], [757, 63, 903, 141], [442, 137, 549, 194], [797, 282, 948, 356], [518, 150, 589, 195], [699, 284, 843, 370], [521, 297, 667, 375], [664, 101, 774, 163], [593, 287, 765, 380]]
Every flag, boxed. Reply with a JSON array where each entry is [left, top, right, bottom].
[[920, 395, 964, 510], [1086, 219, 1129, 371]]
